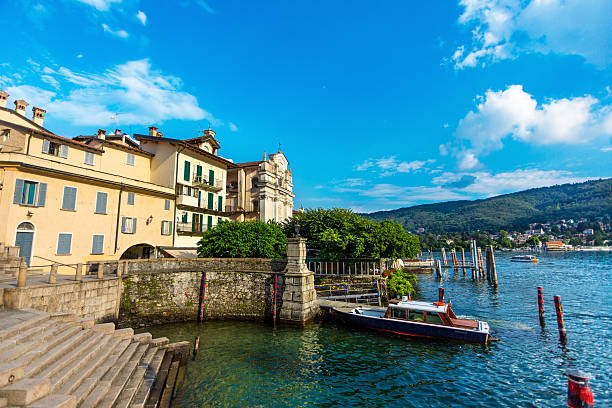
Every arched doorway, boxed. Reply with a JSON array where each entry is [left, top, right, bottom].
[[120, 243, 155, 260], [15, 222, 35, 266]]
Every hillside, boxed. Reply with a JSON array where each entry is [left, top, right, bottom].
[[363, 179, 612, 233]]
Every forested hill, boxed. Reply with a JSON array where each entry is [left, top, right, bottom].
[[362, 179, 612, 233]]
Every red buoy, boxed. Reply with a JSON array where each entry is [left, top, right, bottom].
[[567, 369, 594, 408]]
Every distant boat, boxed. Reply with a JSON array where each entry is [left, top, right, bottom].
[[545, 241, 571, 252], [331, 297, 493, 343], [510, 255, 538, 263]]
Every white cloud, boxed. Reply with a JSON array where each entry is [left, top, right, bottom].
[[136, 10, 146, 25], [195, 0, 216, 14], [76, 54, 83, 59], [102, 23, 129, 39], [397, 159, 435, 172], [439, 144, 449, 156], [601, 147, 612, 152], [356, 156, 435, 175], [453, 0, 612, 69], [75, 0, 122, 11], [355, 159, 374, 171], [228, 122, 238, 132], [454, 85, 612, 165], [40, 75, 60, 89], [8, 59, 212, 127]]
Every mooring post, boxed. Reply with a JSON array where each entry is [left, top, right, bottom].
[[273, 274, 278, 328], [48, 263, 58, 284], [436, 260, 442, 280], [441, 248, 447, 266], [554, 295, 567, 343], [197, 271, 206, 323], [17, 263, 27, 287], [489, 246, 498, 285], [75, 263, 83, 281], [438, 287, 444, 303], [477, 248, 485, 279], [470, 241, 477, 280], [537, 287, 545, 327], [192, 336, 199, 360], [567, 369, 594, 408], [485, 247, 491, 280], [461, 247, 466, 275], [97, 262, 104, 279]]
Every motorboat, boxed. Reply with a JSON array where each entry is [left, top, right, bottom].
[[510, 255, 538, 263]]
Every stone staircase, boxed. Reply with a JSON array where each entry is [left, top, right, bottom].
[[0, 309, 177, 407]]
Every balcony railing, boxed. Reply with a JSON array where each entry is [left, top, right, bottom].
[[176, 222, 211, 235], [192, 174, 223, 191]]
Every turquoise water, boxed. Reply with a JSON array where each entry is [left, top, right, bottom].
[[143, 252, 612, 407]]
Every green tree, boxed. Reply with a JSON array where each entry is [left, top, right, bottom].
[[386, 268, 418, 298], [526, 236, 540, 247], [569, 237, 582, 247], [197, 220, 287, 258], [499, 237, 513, 248]]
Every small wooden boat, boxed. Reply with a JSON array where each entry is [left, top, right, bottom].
[[510, 255, 538, 263], [331, 297, 492, 343]]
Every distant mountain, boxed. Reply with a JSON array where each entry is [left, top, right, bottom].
[[362, 179, 612, 234]]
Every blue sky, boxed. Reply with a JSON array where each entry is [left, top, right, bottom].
[[1, 0, 611, 212]]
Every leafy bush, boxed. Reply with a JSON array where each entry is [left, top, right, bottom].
[[386, 268, 418, 299], [197, 220, 287, 258]]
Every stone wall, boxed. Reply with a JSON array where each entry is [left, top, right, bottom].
[[2, 277, 121, 322], [118, 258, 287, 327]]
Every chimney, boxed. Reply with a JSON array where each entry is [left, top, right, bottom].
[[115, 129, 121, 136], [0, 90, 8, 109], [148, 126, 158, 137], [14, 100, 28, 116], [32, 107, 46, 127], [98, 129, 106, 140], [157, 131, 163, 138], [263, 151, 267, 161], [204, 127, 216, 138]]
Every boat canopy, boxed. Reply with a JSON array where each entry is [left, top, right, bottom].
[[388, 300, 448, 314]]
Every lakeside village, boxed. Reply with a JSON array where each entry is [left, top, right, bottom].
[[0, 94, 599, 407]]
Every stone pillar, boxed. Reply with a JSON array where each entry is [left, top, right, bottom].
[[49, 263, 58, 284], [75, 263, 83, 281], [17, 263, 27, 287], [279, 238, 318, 325], [97, 262, 104, 279]]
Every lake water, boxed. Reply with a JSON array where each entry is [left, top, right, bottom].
[[143, 251, 611, 407]]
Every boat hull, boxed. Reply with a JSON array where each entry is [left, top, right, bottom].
[[332, 309, 489, 343]]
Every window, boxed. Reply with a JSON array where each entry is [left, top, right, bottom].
[[121, 217, 137, 234], [252, 177, 258, 189], [84, 151, 95, 165], [217, 196, 223, 211], [181, 212, 188, 223], [126, 153, 135, 166], [127, 192, 135, 205], [207, 215, 213, 230], [95, 192, 108, 214], [391, 308, 405, 319], [161, 221, 173, 235], [408, 310, 425, 322], [91, 235, 104, 254], [56, 233, 72, 255], [13, 179, 46, 207], [164, 199, 171, 211], [192, 213, 202, 232], [42, 139, 68, 158], [184, 160, 191, 181], [426, 312, 444, 325], [196, 165, 203, 182], [208, 169, 215, 186], [207, 192, 214, 210], [61, 186, 77, 211]]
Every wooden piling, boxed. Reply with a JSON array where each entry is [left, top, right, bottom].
[[192, 336, 199, 360], [554, 295, 567, 343], [567, 369, 594, 408], [273, 274, 278, 328], [461, 247, 466, 275], [75, 263, 83, 281], [537, 287, 545, 327], [451, 249, 458, 273], [49, 263, 58, 284], [17, 263, 27, 287], [197, 271, 206, 323], [489, 246, 498, 286], [441, 248, 447, 266], [485, 247, 491, 280], [477, 248, 485, 279]]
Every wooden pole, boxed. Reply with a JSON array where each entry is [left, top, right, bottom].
[[554, 295, 567, 343], [537, 287, 545, 327], [192, 336, 199, 360], [197, 271, 206, 323], [461, 247, 466, 275], [273, 274, 278, 328], [477, 248, 485, 279], [441, 248, 447, 266], [470, 241, 477, 280], [451, 249, 458, 273], [489, 246, 498, 286], [485, 247, 491, 280]]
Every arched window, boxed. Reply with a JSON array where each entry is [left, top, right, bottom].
[[17, 222, 35, 231], [252, 177, 258, 189]]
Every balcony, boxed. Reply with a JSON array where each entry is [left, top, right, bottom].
[[225, 204, 259, 213], [192, 174, 223, 192], [176, 222, 211, 235], [176, 194, 199, 207]]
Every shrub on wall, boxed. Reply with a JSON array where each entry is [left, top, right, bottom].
[[197, 220, 287, 258], [386, 268, 418, 299]]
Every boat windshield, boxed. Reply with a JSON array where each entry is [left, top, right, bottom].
[[408, 310, 425, 322], [426, 312, 444, 325]]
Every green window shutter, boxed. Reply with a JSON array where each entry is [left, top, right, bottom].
[[192, 213, 196, 232], [198, 191, 201, 207], [13, 179, 25, 204], [208, 169, 214, 186], [207, 193, 213, 210], [37, 183, 47, 207], [25, 182, 37, 205], [218, 196, 222, 211], [196, 165, 202, 179], [182, 212, 188, 223], [184, 161, 191, 181], [207, 215, 213, 230]]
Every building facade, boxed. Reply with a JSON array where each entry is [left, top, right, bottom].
[[136, 127, 235, 250], [226, 150, 294, 223], [0, 93, 175, 267]]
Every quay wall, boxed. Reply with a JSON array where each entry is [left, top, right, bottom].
[[118, 258, 287, 327]]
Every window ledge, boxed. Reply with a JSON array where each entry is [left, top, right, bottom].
[[55, 253, 72, 256], [94, 212, 108, 215], [60, 208, 77, 212]]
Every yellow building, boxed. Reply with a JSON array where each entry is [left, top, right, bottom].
[[135, 127, 236, 251], [0, 92, 175, 267]]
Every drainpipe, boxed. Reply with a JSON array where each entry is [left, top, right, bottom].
[[114, 184, 124, 254], [172, 145, 186, 248], [26, 131, 32, 155]]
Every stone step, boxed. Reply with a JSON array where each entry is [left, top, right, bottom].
[[91, 323, 115, 335], [112, 346, 159, 408], [78, 342, 141, 408], [0, 324, 81, 364], [149, 337, 169, 348], [41, 332, 108, 388], [0, 361, 25, 388], [0, 396, 6, 407], [132, 333, 152, 344], [93, 343, 149, 408], [24, 329, 92, 377], [113, 328, 134, 340], [128, 348, 166, 408], [27, 394, 75, 408], [0, 378, 50, 406], [0, 320, 57, 350], [68, 338, 131, 405], [0, 313, 49, 343]]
